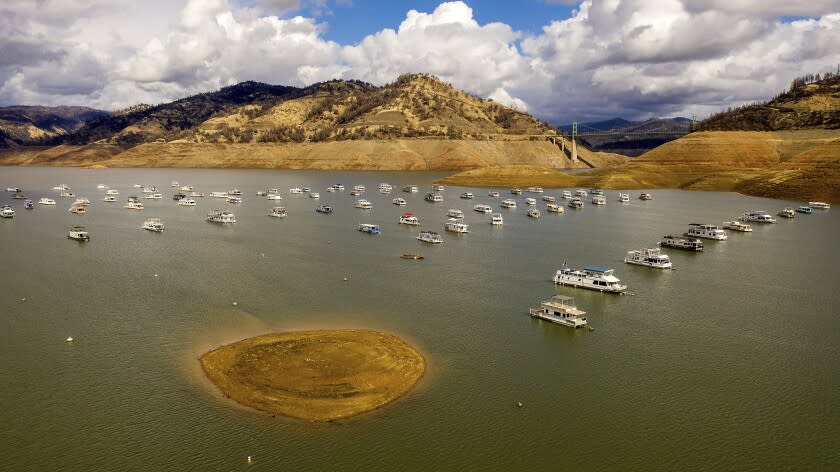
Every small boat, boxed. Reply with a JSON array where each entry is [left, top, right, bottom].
[[309, 192, 320, 199], [316, 204, 333, 214], [97, 184, 108, 190], [624, 248, 673, 269], [180, 185, 194, 191], [358, 223, 381, 235], [553, 265, 627, 293], [142, 218, 165, 232], [488, 191, 500, 198], [256, 191, 267, 196], [353, 185, 366, 192], [740, 211, 775, 223], [433, 185, 445, 191], [303, 187, 311, 193], [546, 203, 564, 214], [575, 189, 588, 197], [527, 208, 541, 218], [142, 186, 156, 194], [542, 195, 556, 202], [124, 201, 144, 210], [460, 192, 474, 199], [52, 184, 69, 191], [73, 198, 91, 206], [402, 185, 418, 193], [178, 198, 197, 206], [659, 234, 704, 251], [445, 219, 470, 233], [592, 195, 606, 205], [133, 184, 143, 188], [269, 207, 287, 218], [171, 181, 179, 187], [103, 196, 117, 202], [501, 199, 517, 209], [12, 192, 25, 199], [639, 193, 653, 200], [38, 198, 56, 205], [332, 184, 345, 191], [60, 191, 75, 198], [143, 193, 162, 199], [417, 230, 444, 243], [809, 201, 830, 209], [67, 226, 90, 241], [447, 209, 464, 218], [173, 192, 187, 201], [401, 254, 424, 260], [24, 199, 34, 209], [529, 295, 588, 328], [474, 204, 492, 213], [778, 208, 795, 218], [723, 220, 753, 232], [618, 193, 630, 203], [0, 205, 14, 218], [590, 189, 605, 196], [378, 184, 392, 194], [511, 188, 523, 195], [228, 189, 242, 196], [6, 187, 22, 192], [525, 198, 537, 205], [226, 196, 242, 204], [796, 206, 813, 214], [568, 198, 584, 209], [350, 190, 364, 196], [207, 210, 236, 223], [684, 223, 727, 240], [561, 190, 572, 199], [267, 194, 283, 200], [399, 212, 419, 225], [392, 197, 407, 206], [69, 205, 86, 214], [425, 192, 443, 202], [190, 192, 205, 198], [106, 189, 119, 195], [527, 186, 544, 194], [210, 191, 229, 198], [355, 199, 372, 209], [490, 213, 504, 225]]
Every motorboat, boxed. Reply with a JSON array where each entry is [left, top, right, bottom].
[[809, 201, 830, 209], [740, 211, 776, 223], [96, 184, 108, 190], [24, 199, 34, 209], [210, 191, 229, 198], [124, 201, 144, 210], [474, 204, 492, 213], [67, 226, 90, 241], [490, 213, 504, 225], [358, 223, 381, 235], [142, 218, 165, 232], [309, 192, 320, 199], [144, 192, 162, 199], [723, 220, 753, 232], [568, 198, 584, 209], [460, 192, 474, 199], [542, 195, 556, 202], [207, 210, 236, 223], [403, 185, 418, 193], [73, 198, 91, 206], [332, 184, 345, 191], [106, 189, 119, 195], [6, 187, 22, 192], [618, 193, 630, 203], [142, 186, 157, 194], [38, 198, 56, 205], [501, 199, 517, 209], [401, 254, 424, 260], [269, 207, 287, 218], [684, 223, 727, 240], [60, 191, 75, 198], [659, 235, 704, 251], [353, 185, 366, 192], [527, 208, 541, 218], [400, 212, 419, 225], [488, 191, 500, 198], [12, 192, 25, 199], [228, 188, 242, 196], [546, 203, 564, 214], [355, 199, 372, 209], [445, 219, 470, 233], [592, 195, 606, 205], [53, 184, 69, 191], [624, 248, 673, 269], [178, 198, 197, 206], [796, 206, 813, 214], [350, 190, 364, 196], [267, 194, 283, 200], [172, 192, 187, 201], [392, 197, 407, 206], [417, 230, 443, 243], [0, 205, 14, 218], [639, 193, 653, 200], [171, 181, 179, 187], [226, 196, 242, 204], [778, 208, 795, 218], [303, 187, 310, 193], [527, 186, 544, 194], [525, 198, 537, 205], [256, 191, 267, 196], [425, 193, 443, 202], [378, 184, 392, 194], [69, 205, 86, 215], [103, 196, 117, 202], [561, 190, 573, 199], [447, 209, 464, 218], [180, 185, 194, 191], [316, 204, 333, 214], [553, 265, 627, 293], [529, 295, 587, 328], [575, 189, 588, 197], [190, 192, 205, 197], [511, 188, 523, 195], [433, 185, 445, 191]]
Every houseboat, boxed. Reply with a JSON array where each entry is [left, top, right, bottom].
[[624, 248, 673, 269], [684, 223, 727, 240], [659, 235, 704, 251], [553, 265, 627, 293], [529, 295, 588, 328]]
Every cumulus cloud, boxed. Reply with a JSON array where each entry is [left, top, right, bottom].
[[0, 0, 838, 123]]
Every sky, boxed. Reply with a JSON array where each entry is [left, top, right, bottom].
[[1, 0, 838, 123]]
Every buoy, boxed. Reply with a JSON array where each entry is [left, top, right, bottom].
[[516, 401, 523, 408], [247, 456, 252, 465], [232, 301, 239, 307], [66, 337, 73, 343]]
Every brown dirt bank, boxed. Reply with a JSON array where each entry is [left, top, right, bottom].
[[440, 131, 840, 202], [200, 330, 425, 422]]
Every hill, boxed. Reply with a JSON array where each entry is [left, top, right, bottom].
[[0, 106, 108, 147], [697, 73, 840, 131]]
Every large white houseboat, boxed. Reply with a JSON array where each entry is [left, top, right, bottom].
[[624, 248, 673, 269], [684, 223, 727, 240], [552, 265, 627, 293], [207, 210, 236, 223], [740, 211, 776, 223], [659, 235, 704, 251], [529, 295, 588, 328]]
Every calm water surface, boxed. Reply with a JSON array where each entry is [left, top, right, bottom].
[[1, 167, 838, 471]]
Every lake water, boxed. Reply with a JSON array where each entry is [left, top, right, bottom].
[[1, 167, 837, 471]]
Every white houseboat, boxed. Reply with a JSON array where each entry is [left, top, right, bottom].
[[553, 265, 627, 293], [624, 248, 673, 269], [529, 295, 588, 328], [142, 218, 165, 232], [474, 204, 492, 213], [685, 223, 728, 240], [723, 220, 753, 232], [417, 230, 443, 243], [399, 212, 419, 225], [425, 192, 443, 202], [207, 210, 236, 223], [659, 235, 704, 251], [740, 211, 776, 223]]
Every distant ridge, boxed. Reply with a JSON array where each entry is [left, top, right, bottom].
[[0, 106, 108, 148], [557, 117, 691, 156]]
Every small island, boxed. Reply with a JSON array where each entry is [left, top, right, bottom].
[[200, 330, 425, 421]]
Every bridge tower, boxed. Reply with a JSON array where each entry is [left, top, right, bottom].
[[571, 122, 578, 162]]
